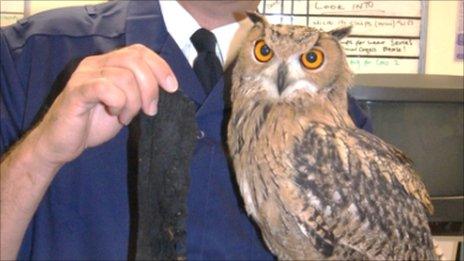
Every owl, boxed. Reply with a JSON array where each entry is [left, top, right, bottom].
[[227, 13, 437, 260]]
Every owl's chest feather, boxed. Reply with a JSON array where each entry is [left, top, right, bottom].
[[230, 104, 306, 216]]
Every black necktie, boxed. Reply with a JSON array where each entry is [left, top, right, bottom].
[[191, 28, 223, 95]]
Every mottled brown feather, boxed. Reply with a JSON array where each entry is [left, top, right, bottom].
[[228, 14, 436, 260]]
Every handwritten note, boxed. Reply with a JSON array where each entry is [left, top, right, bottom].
[[348, 58, 418, 73], [340, 38, 420, 57], [258, 0, 423, 74]]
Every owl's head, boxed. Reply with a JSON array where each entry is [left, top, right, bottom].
[[232, 13, 352, 104]]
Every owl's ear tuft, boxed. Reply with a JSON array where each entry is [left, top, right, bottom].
[[247, 12, 268, 26], [329, 26, 352, 40]]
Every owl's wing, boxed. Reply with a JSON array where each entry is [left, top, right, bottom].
[[284, 122, 434, 259], [353, 127, 433, 213]]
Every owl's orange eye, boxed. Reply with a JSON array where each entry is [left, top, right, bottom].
[[300, 49, 324, 70], [254, 40, 273, 63]]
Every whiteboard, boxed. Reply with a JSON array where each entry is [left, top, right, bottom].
[[258, 0, 425, 74]]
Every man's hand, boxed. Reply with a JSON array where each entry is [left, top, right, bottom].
[[34, 43, 178, 166], [0, 44, 177, 259]]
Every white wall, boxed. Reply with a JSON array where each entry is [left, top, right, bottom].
[[425, 0, 463, 76], [1, 0, 463, 76]]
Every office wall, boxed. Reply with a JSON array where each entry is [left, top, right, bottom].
[[426, 1, 463, 76], [1, 0, 463, 76]]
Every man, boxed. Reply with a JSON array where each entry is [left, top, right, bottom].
[[0, 1, 372, 259]]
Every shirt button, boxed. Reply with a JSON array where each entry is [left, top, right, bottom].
[[197, 130, 205, 139]]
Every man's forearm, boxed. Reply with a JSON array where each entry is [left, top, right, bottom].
[[0, 43, 178, 259], [0, 128, 62, 260]]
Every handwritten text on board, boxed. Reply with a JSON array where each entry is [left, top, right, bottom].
[[259, 0, 423, 74]]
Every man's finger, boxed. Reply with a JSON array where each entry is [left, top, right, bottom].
[[130, 44, 178, 93], [72, 78, 127, 120], [101, 67, 144, 123], [101, 46, 163, 115]]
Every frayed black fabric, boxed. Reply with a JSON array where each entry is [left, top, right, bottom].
[[134, 90, 198, 260]]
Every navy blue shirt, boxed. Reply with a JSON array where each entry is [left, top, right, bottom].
[[0, 1, 372, 259]]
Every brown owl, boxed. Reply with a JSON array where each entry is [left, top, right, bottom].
[[227, 13, 437, 260]]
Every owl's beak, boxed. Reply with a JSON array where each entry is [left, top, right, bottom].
[[276, 63, 289, 95]]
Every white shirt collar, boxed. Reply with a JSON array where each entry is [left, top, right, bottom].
[[159, 0, 252, 69]]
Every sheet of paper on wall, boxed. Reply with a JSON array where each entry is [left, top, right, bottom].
[[456, 1, 463, 60], [0, 0, 25, 27], [258, 0, 423, 74]]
